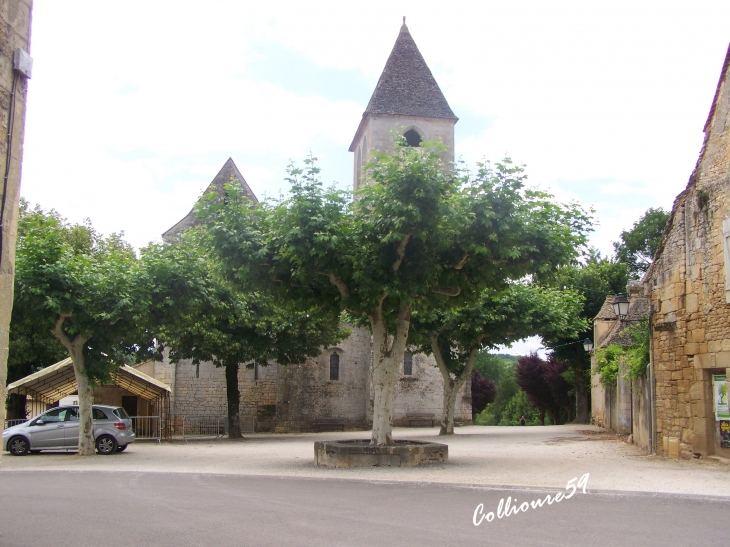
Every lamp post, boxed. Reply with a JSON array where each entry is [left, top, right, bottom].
[[582, 339, 594, 352], [612, 293, 630, 319]]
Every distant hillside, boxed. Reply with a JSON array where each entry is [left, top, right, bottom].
[[491, 353, 519, 363]]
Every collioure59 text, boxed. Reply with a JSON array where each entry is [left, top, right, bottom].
[[473, 473, 590, 526]]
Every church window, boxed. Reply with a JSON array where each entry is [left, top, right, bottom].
[[403, 352, 413, 375], [254, 362, 259, 381], [403, 129, 422, 147], [329, 352, 340, 381], [195, 363, 200, 378]]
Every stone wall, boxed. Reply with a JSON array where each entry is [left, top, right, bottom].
[[352, 114, 456, 189], [0, 0, 31, 466], [645, 45, 730, 459], [276, 325, 372, 432], [389, 352, 471, 426]]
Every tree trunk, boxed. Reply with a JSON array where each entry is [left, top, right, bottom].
[[538, 409, 545, 426], [72, 349, 96, 456], [225, 362, 242, 439], [370, 301, 411, 446], [432, 339, 478, 436], [574, 359, 590, 423], [51, 315, 94, 456]]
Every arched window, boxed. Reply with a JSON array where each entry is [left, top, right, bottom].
[[403, 129, 422, 147], [329, 352, 340, 381], [403, 352, 413, 376]]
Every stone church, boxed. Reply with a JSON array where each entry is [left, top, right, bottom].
[[148, 22, 472, 434]]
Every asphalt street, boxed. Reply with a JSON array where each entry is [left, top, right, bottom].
[[0, 470, 727, 547]]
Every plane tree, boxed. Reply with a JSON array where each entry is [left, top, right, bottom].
[[199, 140, 591, 445], [408, 284, 586, 434], [13, 203, 154, 456], [141, 227, 347, 439]]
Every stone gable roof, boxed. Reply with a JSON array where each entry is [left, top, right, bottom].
[[364, 23, 457, 120], [162, 158, 258, 242]]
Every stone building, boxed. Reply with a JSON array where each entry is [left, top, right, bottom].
[[151, 21, 472, 434], [591, 282, 651, 451], [637, 44, 730, 459], [0, 0, 32, 439]]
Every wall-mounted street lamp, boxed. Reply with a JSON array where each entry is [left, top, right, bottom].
[[582, 339, 594, 352], [612, 293, 630, 319]]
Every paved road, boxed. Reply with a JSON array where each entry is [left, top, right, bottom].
[[0, 470, 727, 547]]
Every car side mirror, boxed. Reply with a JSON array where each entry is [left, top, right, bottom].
[[34, 420, 44, 425]]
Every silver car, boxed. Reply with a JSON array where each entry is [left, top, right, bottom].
[[2, 404, 135, 456]]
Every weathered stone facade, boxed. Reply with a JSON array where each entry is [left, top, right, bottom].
[[0, 0, 32, 462], [644, 44, 730, 459], [591, 283, 651, 451]]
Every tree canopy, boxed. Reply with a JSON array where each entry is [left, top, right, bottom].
[[13, 202, 153, 455], [141, 225, 347, 438], [613, 207, 669, 278], [408, 283, 586, 433], [199, 139, 592, 444]]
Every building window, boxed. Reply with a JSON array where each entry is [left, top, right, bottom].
[[254, 362, 259, 381], [195, 363, 200, 378], [403, 129, 422, 147], [403, 352, 413, 376], [329, 352, 340, 381]]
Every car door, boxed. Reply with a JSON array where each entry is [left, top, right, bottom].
[[63, 407, 80, 447], [29, 408, 68, 448]]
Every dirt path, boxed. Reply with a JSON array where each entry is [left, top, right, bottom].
[[3, 424, 729, 496]]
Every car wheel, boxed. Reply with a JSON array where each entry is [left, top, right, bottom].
[[96, 435, 118, 455], [8, 436, 29, 456], [116, 444, 127, 452]]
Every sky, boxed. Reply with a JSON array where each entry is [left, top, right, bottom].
[[20, 1, 730, 354]]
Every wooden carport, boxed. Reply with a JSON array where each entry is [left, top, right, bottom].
[[6, 358, 171, 440]]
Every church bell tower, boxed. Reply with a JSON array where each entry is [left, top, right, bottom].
[[349, 19, 458, 190]]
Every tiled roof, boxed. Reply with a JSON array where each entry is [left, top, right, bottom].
[[595, 295, 651, 348], [162, 158, 258, 242], [364, 23, 457, 120]]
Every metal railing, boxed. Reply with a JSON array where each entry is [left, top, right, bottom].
[[3, 419, 28, 429], [182, 415, 228, 441], [130, 416, 162, 443]]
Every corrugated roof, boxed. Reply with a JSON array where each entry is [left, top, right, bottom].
[[163, 158, 258, 242], [364, 23, 457, 120], [6, 359, 170, 404]]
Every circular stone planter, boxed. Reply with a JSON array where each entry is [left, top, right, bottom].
[[314, 439, 448, 468]]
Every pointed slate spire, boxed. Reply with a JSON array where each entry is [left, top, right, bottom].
[[364, 22, 457, 120], [162, 158, 258, 242]]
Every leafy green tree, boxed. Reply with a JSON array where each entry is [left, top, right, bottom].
[[409, 283, 585, 434], [6, 201, 68, 419], [14, 203, 153, 456], [613, 207, 669, 278], [546, 253, 629, 422], [141, 227, 347, 438], [199, 141, 591, 445]]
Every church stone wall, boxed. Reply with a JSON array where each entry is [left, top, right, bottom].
[[353, 114, 456, 188], [646, 49, 730, 459], [275, 325, 372, 432], [389, 352, 471, 426]]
